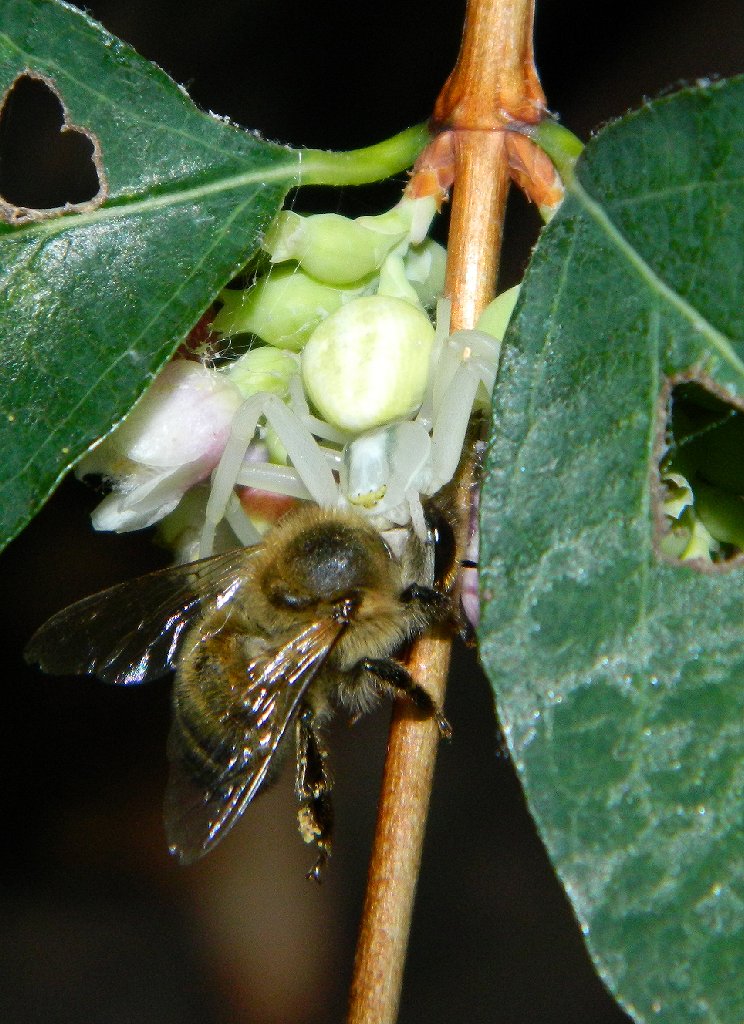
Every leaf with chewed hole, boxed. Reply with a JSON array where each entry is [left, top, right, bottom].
[[0, 0, 302, 549], [0, 1, 427, 552], [479, 77, 744, 1024], [0, 72, 106, 219]]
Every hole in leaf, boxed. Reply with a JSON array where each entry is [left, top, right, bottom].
[[658, 380, 744, 567], [0, 73, 105, 222]]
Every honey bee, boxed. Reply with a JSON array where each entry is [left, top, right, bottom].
[[25, 505, 455, 878]]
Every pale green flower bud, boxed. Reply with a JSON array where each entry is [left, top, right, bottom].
[[225, 345, 299, 398], [356, 195, 437, 246], [263, 197, 436, 288], [694, 480, 744, 550], [264, 211, 404, 285], [476, 284, 521, 341], [677, 512, 717, 561], [377, 253, 423, 306], [403, 239, 447, 309], [659, 470, 722, 561], [302, 295, 435, 432], [213, 268, 349, 351], [661, 471, 694, 520]]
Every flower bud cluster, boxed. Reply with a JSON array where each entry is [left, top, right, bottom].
[[79, 196, 448, 537], [213, 196, 444, 432], [661, 469, 744, 562]]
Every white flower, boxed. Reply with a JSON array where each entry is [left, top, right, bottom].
[[78, 360, 243, 532]]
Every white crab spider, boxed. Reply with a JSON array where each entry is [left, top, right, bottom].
[[199, 317, 501, 558]]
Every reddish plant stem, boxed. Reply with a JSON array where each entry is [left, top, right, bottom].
[[345, 633, 450, 1024], [346, 137, 508, 1024], [445, 130, 511, 332], [347, 2, 544, 1022], [434, 0, 544, 130]]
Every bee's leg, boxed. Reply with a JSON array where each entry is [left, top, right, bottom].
[[400, 582, 450, 613], [400, 581, 462, 633], [295, 705, 334, 883], [401, 582, 475, 646], [356, 657, 452, 739]]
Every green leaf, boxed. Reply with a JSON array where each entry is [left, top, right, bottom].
[[479, 78, 744, 1023], [0, 0, 299, 549], [0, 1, 428, 552]]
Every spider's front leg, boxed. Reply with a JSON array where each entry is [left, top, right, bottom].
[[200, 388, 341, 556], [429, 328, 501, 494]]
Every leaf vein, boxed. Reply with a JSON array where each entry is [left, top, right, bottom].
[[0, 195, 255, 493], [571, 176, 744, 378]]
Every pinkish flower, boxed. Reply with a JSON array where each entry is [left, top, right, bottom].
[[77, 360, 243, 532]]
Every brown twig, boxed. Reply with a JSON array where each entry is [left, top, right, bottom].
[[346, 2, 545, 1022]]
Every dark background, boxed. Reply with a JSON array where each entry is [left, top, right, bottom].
[[1, 2, 741, 1022]]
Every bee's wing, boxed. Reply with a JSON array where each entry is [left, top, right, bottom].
[[24, 548, 258, 686], [165, 616, 345, 863]]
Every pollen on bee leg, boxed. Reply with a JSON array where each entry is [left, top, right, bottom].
[[295, 706, 333, 876], [298, 805, 322, 844]]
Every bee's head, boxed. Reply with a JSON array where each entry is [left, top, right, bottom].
[[260, 509, 397, 612]]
